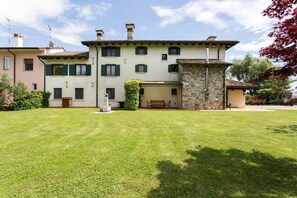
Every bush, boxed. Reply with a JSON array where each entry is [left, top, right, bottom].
[[124, 80, 141, 110], [38, 91, 51, 107]]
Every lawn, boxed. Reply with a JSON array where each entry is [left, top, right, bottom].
[[0, 108, 296, 197]]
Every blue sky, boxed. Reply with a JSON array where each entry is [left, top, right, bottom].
[[2, 0, 296, 89]]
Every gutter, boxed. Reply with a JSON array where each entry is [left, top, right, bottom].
[[7, 49, 16, 85], [94, 44, 99, 108], [38, 57, 46, 92]]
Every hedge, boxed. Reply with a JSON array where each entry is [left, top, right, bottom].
[[124, 80, 141, 110]]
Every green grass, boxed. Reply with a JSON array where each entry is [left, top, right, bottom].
[[0, 108, 296, 197]]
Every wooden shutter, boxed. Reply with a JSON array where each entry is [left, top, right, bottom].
[[135, 47, 139, 55], [115, 65, 120, 76], [177, 47, 181, 55], [63, 65, 68, 76], [144, 47, 148, 55], [102, 48, 107, 57], [46, 65, 52, 76], [144, 64, 148, 72], [168, 64, 173, 72], [86, 64, 91, 76], [115, 47, 120, 57], [69, 65, 76, 76], [135, 65, 139, 72], [101, 65, 107, 76]]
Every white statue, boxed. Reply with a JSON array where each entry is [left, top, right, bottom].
[[100, 93, 111, 112]]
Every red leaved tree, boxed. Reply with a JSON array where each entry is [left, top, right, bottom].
[[259, 0, 297, 79]]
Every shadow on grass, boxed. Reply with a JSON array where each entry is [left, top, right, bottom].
[[267, 125, 297, 136], [148, 147, 297, 197]]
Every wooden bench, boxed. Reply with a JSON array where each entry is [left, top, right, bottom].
[[150, 100, 165, 108]]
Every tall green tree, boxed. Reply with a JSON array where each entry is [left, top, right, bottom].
[[0, 74, 13, 110], [228, 54, 274, 83]]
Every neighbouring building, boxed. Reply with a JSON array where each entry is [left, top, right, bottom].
[[0, 33, 65, 91], [39, 24, 241, 110]]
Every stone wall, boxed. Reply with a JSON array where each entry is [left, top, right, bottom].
[[180, 65, 226, 110]]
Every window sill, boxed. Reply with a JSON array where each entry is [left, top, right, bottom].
[[136, 72, 147, 74]]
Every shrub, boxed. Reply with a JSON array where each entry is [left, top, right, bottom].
[[38, 91, 51, 107], [0, 73, 13, 110], [124, 80, 141, 110]]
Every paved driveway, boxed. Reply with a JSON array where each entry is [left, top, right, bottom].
[[246, 105, 297, 110]]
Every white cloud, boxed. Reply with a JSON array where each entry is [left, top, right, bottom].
[[0, 0, 111, 46], [152, 0, 273, 33]]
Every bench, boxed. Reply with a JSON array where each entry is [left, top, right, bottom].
[[150, 100, 165, 108]]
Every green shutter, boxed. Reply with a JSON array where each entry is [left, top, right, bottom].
[[102, 48, 107, 57], [144, 47, 148, 55], [101, 65, 107, 76], [135, 47, 138, 55], [115, 65, 120, 76], [86, 64, 91, 76], [135, 65, 139, 72], [63, 65, 68, 76], [144, 64, 147, 72], [177, 47, 181, 55], [46, 65, 52, 76], [115, 47, 120, 57], [69, 65, 76, 76], [168, 64, 172, 72]]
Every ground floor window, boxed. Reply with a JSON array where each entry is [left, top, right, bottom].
[[106, 88, 115, 100], [75, 88, 84, 99], [54, 88, 62, 99], [171, 88, 177, 95], [32, 83, 37, 91]]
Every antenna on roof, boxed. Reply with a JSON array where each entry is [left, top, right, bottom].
[[48, 25, 54, 48], [5, 17, 10, 46]]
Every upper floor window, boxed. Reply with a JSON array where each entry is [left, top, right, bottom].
[[135, 47, 148, 55], [168, 64, 179, 73], [135, 64, 147, 73], [102, 47, 121, 57], [168, 47, 180, 55], [162, 54, 167, 61], [69, 64, 91, 76], [46, 64, 68, 76], [24, 59, 33, 71], [3, 57, 10, 70], [101, 64, 120, 76]]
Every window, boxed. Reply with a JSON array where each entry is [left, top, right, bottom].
[[75, 88, 84, 99], [168, 64, 179, 73], [171, 88, 177, 95], [162, 54, 167, 61], [102, 47, 120, 57], [135, 64, 147, 73], [52, 65, 63, 75], [24, 59, 33, 71], [101, 64, 120, 76], [3, 57, 9, 70], [54, 88, 62, 99], [135, 47, 148, 55], [32, 83, 37, 91], [106, 88, 115, 100], [168, 47, 181, 55], [140, 88, 144, 95], [75, 65, 86, 75]]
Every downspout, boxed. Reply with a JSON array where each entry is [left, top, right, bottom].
[[94, 44, 99, 108], [205, 47, 209, 101], [38, 57, 46, 92], [223, 67, 227, 110], [7, 49, 16, 85]]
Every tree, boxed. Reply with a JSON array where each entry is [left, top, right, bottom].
[[259, 0, 297, 79], [228, 54, 274, 84], [0, 74, 13, 110]]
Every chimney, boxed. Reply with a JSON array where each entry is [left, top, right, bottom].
[[125, 23, 135, 41], [96, 29, 104, 40], [14, 33, 23, 47], [206, 35, 217, 41]]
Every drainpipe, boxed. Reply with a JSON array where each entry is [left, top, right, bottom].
[[223, 67, 227, 110], [217, 45, 222, 60], [7, 49, 16, 85], [94, 44, 99, 108], [38, 57, 46, 92], [205, 46, 209, 101]]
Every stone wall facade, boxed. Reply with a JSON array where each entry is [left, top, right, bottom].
[[180, 65, 226, 110]]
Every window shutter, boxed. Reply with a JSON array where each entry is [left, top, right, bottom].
[[135, 47, 139, 55], [115, 47, 120, 57], [177, 47, 181, 55], [63, 65, 68, 76], [102, 48, 107, 57], [144, 47, 148, 55], [115, 65, 120, 76], [144, 64, 148, 72], [168, 64, 172, 72], [135, 65, 139, 72], [101, 65, 107, 76], [86, 64, 91, 76], [168, 48, 172, 55], [69, 65, 76, 76], [46, 65, 52, 76]]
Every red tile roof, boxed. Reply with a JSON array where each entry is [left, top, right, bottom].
[[38, 51, 89, 59], [226, 79, 257, 89], [177, 59, 232, 66]]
